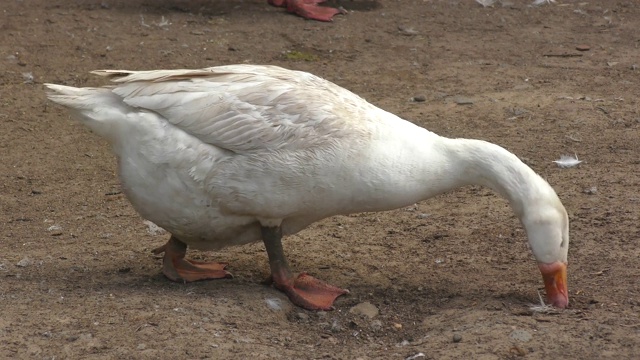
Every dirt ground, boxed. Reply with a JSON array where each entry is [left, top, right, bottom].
[[1, 0, 639, 358]]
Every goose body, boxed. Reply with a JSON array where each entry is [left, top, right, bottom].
[[45, 65, 569, 309]]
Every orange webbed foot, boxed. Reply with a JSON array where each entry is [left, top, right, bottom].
[[152, 237, 233, 282]]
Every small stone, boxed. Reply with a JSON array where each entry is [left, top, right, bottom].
[[22, 72, 34, 84], [393, 323, 403, 330], [137, 344, 146, 350], [412, 95, 426, 102], [509, 108, 528, 116], [144, 220, 166, 236], [405, 352, 425, 360], [16, 258, 32, 267], [584, 186, 597, 195], [576, 44, 590, 51], [398, 25, 418, 36], [452, 95, 474, 105], [370, 319, 383, 331], [510, 345, 527, 356], [295, 312, 309, 321], [510, 329, 532, 342], [349, 301, 379, 319], [330, 320, 342, 332], [453, 333, 462, 343]]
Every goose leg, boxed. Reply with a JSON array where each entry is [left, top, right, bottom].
[[152, 236, 232, 282], [262, 226, 348, 310], [268, 0, 346, 22]]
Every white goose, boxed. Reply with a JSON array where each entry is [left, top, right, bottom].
[[45, 65, 569, 310]]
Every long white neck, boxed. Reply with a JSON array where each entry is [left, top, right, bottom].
[[357, 120, 568, 264], [354, 117, 564, 232], [430, 137, 558, 218], [358, 119, 559, 215]]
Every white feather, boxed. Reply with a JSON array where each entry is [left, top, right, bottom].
[[532, 0, 556, 6], [475, 0, 496, 7], [553, 154, 582, 168]]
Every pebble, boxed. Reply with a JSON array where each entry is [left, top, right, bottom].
[[584, 186, 598, 195], [510, 329, 532, 342], [511, 345, 527, 356], [509, 107, 528, 116], [405, 353, 425, 360], [576, 44, 590, 51], [452, 95, 474, 105], [412, 95, 426, 102], [349, 301, 379, 319], [16, 258, 32, 267], [370, 319, 383, 331], [22, 72, 34, 84], [295, 312, 309, 321], [144, 220, 166, 236], [398, 25, 419, 36], [393, 323, 403, 330], [330, 319, 342, 332], [453, 333, 462, 343]]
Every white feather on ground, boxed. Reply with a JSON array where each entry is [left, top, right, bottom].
[[475, 0, 496, 7], [553, 154, 582, 168], [532, 0, 556, 6]]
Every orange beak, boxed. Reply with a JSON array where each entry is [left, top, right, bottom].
[[538, 262, 568, 308]]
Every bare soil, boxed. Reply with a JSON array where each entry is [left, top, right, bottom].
[[2, 0, 639, 358]]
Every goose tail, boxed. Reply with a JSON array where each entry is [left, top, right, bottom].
[[45, 83, 132, 142], [45, 83, 111, 110]]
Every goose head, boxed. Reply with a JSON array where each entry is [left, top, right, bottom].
[[521, 199, 569, 308], [439, 138, 570, 308]]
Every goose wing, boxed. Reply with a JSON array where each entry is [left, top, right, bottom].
[[94, 65, 373, 153]]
